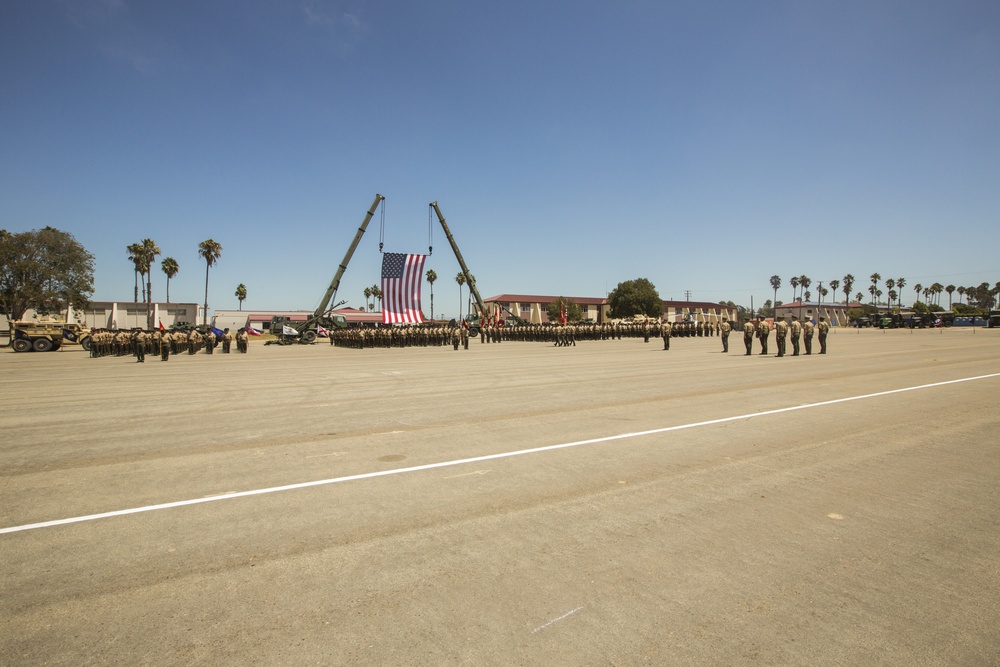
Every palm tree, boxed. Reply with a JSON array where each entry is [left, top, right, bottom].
[[371, 284, 382, 311], [885, 278, 895, 310], [140, 238, 160, 327], [790, 276, 800, 304], [127, 243, 143, 302], [913, 283, 923, 305], [161, 257, 179, 303], [235, 284, 247, 311], [855, 292, 864, 303], [769, 275, 781, 317], [945, 284, 956, 309], [456, 272, 467, 321], [804, 290, 812, 303], [957, 286, 966, 304], [896, 277, 906, 307], [198, 239, 222, 326], [829, 279, 840, 305], [842, 274, 855, 304], [869, 273, 881, 305], [363, 286, 373, 311], [425, 269, 437, 320], [799, 275, 811, 299], [930, 283, 944, 306]]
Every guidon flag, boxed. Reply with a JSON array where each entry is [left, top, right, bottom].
[[381, 252, 426, 324]]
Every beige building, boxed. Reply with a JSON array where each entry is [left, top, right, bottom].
[[483, 294, 739, 325], [65, 302, 201, 330], [774, 301, 859, 327]]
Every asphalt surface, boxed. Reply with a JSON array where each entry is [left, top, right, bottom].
[[2, 327, 999, 666]]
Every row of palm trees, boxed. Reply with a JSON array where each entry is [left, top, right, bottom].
[[127, 238, 223, 326], [769, 273, 1000, 311]]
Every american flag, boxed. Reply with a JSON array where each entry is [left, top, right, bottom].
[[381, 253, 426, 324]]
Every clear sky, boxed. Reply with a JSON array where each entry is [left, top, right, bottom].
[[2, 0, 998, 318]]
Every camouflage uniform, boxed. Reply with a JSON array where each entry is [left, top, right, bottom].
[[743, 320, 755, 356], [789, 317, 802, 356], [720, 318, 731, 353], [755, 317, 770, 355], [818, 317, 830, 354], [775, 319, 788, 357], [803, 320, 815, 354]]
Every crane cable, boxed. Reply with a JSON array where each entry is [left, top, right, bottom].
[[377, 199, 434, 255], [428, 204, 434, 256], [378, 198, 386, 253]]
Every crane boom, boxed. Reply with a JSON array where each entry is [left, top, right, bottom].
[[429, 201, 487, 320], [314, 193, 385, 319]]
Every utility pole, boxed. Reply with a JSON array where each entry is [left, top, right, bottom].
[[684, 290, 692, 301]]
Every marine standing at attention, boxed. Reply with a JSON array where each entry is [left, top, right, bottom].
[[743, 318, 755, 356], [774, 318, 788, 357], [756, 316, 771, 355], [660, 320, 671, 350], [818, 317, 830, 354], [789, 316, 802, 356], [802, 319, 815, 355], [719, 317, 731, 353]]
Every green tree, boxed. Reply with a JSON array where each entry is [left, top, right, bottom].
[[945, 284, 955, 309], [829, 279, 840, 304], [235, 283, 247, 311], [161, 257, 179, 303], [546, 297, 583, 323], [198, 239, 223, 326], [425, 269, 437, 320], [790, 276, 800, 303], [885, 278, 895, 309], [799, 275, 811, 302], [363, 286, 373, 311], [607, 278, 662, 319], [913, 283, 922, 307], [896, 277, 906, 307], [371, 284, 382, 311], [0, 227, 94, 319]]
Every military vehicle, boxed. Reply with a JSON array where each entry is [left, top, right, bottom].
[[9, 320, 92, 352], [989, 311, 1000, 328], [268, 194, 385, 345]]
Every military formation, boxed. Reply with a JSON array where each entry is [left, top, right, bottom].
[[741, 315, 830, 357], [88, 327, 248, 361], [83, 316, 831, 360], [326, 318, 741, 351]]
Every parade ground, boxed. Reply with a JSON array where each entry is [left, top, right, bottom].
[[2, 327, 999, 665]]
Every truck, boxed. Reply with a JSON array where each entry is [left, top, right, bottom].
[[9, 319, 92, 352], [268, 194, 385, 344]]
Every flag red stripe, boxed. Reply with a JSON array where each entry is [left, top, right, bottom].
[[382, 253, 426, 324]]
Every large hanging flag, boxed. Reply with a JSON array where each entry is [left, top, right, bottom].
[[382, 253, 426, 324]]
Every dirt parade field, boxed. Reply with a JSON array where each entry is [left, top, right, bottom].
[[2, 327, 999, 665]]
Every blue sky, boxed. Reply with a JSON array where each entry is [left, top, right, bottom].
[[2, 0, 998, 318]]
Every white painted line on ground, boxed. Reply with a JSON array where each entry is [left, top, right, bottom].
[[532, 606, 584, 633], [2, 372, 998, 535]]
